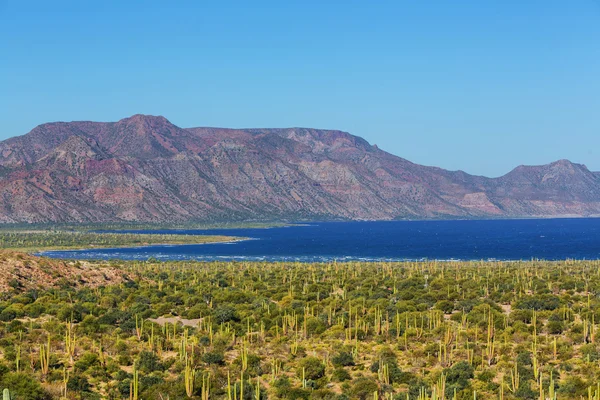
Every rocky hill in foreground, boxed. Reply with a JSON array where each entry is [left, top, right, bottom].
[[0, 114, 598, 223], [0, 251, 126, 292]]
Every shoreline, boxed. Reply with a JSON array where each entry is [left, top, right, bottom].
[[1, 235, 247, 254], [37, 253, 597, 263], [35, 236, 251, 252], [34, 236, 250, 254]]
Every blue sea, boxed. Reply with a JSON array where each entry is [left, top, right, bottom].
[[40, 219, 600, 262]]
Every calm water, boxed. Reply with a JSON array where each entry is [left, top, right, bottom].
[[40, 219, 600, 262]]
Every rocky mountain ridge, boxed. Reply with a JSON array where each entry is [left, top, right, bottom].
[[0, 114, 598, 223]]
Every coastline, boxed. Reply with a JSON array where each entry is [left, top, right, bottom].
[[0, 233, 247, 253]]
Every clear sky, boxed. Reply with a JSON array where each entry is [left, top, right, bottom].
[[1, 1, 599, 177]]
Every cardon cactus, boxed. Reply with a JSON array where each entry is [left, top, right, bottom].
[[3, 389, 10, 400]]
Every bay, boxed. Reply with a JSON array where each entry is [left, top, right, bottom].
[[40, 218, 600, 262]]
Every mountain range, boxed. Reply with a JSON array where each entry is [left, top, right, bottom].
[[0, 114, 598, 223]]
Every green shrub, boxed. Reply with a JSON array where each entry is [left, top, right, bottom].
[[135, 351, 165, 373], [331, 352, 354, 367], [297, 357, 325, 381]]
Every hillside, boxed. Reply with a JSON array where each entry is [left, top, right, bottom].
[[0, 251, 126, 292], [0, 114, 599, 223]]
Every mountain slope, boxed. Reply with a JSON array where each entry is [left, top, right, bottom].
[[0, 115, 599, 223]]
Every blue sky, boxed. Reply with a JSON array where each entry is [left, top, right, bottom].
[[1, 1, 599, 177]]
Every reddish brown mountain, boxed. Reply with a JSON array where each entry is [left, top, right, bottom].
[[0, 114, 599, 223]]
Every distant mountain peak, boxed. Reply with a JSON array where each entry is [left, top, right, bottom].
[[117, 114, 170, 125], [552, 158, 575, 165], [508, 159, 586, 175], [114, 114, 177, 136], [549, 159, 585, 170]]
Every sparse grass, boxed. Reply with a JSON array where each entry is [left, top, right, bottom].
[[0, 231, 243, 252]]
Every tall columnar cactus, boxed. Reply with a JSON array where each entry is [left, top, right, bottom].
[[40, 335, 51, 377], [227, 371, 232, 400], [240, 370, 244, 400], [135, 315, 144, 340], [549, 371, 556, 400], [62, 367, 69, 398], [65, 321, 76, 362], [184, 357, 195, 398], [3, 389, 10, 400], [510, 362, 520, 393], [241, 340, 248, 371], [201, 372, 210, 400], [14, 345, 20, 373], [129, 369, 139, 400]]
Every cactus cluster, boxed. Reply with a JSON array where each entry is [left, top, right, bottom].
[[2, 258, 600, 398]]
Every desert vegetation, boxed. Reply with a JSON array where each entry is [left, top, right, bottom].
[[0, 231, 240, 252], [0, 258, 600, 399]]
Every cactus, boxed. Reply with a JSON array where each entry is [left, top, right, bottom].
[[64, 321, 76, 362], [241, 340, 248, 371], [302, 366, 306, 388], [62, 367, 69, 398], [201, 372, 210, 400], [130, 368, 139, 400], [135, 314, 144, 340], [227, 371, 232, 400], [270, 358, 281, 383], [14, 345, 20, 373], [184, 357, 195, 398], [548, 372, 556, 400], [240, 370, 244, 400], [39, 335, 51, 377], [510, 362, 519, 393], [378, 361, 390, 385], [3, 389, 10, 400]]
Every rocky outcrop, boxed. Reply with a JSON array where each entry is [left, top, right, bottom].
[[0, 251, 126, 291]]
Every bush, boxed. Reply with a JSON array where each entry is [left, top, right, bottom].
[[581, 344, 600, 362], [332, 352, 355, 367], [74, 352, 100, 372], [305, 317, 326, 335], [275, 377, 310, 400], [435, 300, 455, 314], [79, 315, 101, 335], [348, 377, 378, 400], [202, 352, 225, 365], [0, 308, 17, 322], [515, 295, 561, 311], [136, 351, 165, 373], [514, 381, 536, 399], [309, 389, 337, 399], [547, 320, 564, 334], [67, 375, 91, 392], [444, 361, 474, 397], [214, 305, 239, 323], [558, 376, 587, 397], [0, 372, 51, 400], [331, 368, 351, 382], [297, 357, 325, 381]]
